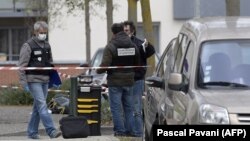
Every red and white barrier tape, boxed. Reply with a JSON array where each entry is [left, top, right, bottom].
[[48, 89, 70, 93], [0, 65, 148, 94], [0, 65, 149, 70], [0, 85, 70, 93], [0, 85, 19, 89]]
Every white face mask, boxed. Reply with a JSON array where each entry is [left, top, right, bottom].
[[37, 34, 47, 41]]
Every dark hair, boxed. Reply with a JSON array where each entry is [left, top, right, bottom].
[[111, 23, 124, 34], [123, 20, 136, 36]]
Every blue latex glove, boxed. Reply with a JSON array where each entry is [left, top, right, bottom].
[[22, 84, 30, 92]]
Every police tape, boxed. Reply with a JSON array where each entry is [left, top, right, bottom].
[[0, 85, 70, 93], [49, 89, 69, 93], [0, 65, 149, 70], [0, 65, 145, 94], [0, 71, 71, 93]]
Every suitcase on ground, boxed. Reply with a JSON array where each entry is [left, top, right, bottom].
[[59, 116, 90, 138]]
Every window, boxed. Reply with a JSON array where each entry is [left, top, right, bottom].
[[164, 43, 175, 80], [174, 0, 250, 19], [156, 38, 176, 78], [156, 45, 170, 77], [174, 34, 189, 72], [0, 27, 29, 61], [182, 41, 194, 79], [199, 40, 250, 85], [0, 29, 8, 61]]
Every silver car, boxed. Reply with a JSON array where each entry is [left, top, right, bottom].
[[144, 16, 250, 140]]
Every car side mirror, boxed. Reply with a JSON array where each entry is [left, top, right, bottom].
[[145, 76, 164, 88], [168, 73, 185, 91]]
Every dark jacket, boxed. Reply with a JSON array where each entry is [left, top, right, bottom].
[[25, 38, 52, 75], [96, 31, 140, 86], [130, 35, 155, 80]]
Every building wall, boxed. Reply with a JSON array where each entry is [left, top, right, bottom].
[[48, 0, 184, 62], [2, 0, 250, 87], [48, 0, 86, 63]]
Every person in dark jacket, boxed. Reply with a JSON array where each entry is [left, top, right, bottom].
[[96, 23, 140, 136], [18, 21, 61, 139], [123, 21, 155, 137]]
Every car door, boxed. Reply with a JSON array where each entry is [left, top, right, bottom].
[[144, 38, 176, 129], [167, 36, 195, 124], [159, 43, 175, 124]]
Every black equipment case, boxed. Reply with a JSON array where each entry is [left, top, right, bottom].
[[59, 116, 90, 139]]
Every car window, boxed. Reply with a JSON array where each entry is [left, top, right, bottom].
[[163, 45, 175, 81], [182, 41, 194, 79], [199, 40, 250, 86], [91, 49, 104, 67], [156, 49, 168, 77], [155, 38, 176, 77], [174, 34, 189, 72]]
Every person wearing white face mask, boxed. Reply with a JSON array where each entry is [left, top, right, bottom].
[[17, 21, 61, 139], [37, 33, 47, 41]]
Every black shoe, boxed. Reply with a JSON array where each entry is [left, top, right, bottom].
[[114, 132, 127, 137], [127, 133, 142, 137]]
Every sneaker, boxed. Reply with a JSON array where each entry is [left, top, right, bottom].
[[28, 134, 40, 139], [50, 130, 62, 138]]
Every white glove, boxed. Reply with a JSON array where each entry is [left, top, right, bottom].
[[142, 38, 148, 52]]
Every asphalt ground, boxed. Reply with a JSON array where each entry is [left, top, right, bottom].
[[0, 106, 121, 141]]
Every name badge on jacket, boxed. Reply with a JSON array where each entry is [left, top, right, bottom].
[[117, 48, 135, 56], [34, 51, 42, 55]]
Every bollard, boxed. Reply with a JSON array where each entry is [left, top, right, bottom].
[[69, 76, 78, 116]]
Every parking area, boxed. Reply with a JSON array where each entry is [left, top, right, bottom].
[[0, 106, 117, 141]]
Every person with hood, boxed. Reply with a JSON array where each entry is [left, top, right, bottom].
[[18, 21, 61, 139], [96, 23, 140, 137]]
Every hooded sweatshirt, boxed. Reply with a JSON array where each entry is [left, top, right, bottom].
[[96, 31, 140, 86]]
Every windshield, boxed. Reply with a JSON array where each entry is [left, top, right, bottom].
[[198, 40, 250, 88], [91, 49, 104, 67]]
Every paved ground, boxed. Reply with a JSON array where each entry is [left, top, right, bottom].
[[0, 106, 119, 141]]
